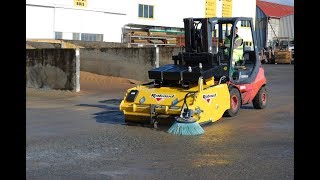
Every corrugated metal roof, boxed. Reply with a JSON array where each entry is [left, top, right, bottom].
[[257, 0, 294, 18]]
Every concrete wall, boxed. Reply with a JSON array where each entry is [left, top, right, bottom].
[[26, 41, 62, 49], [80, 47, 181, 81], [26, 40, 129, 49], [26, 46, 180, 89], [159, 47, 182, 66], [26, 49, 80, 91], [63, 40, 130, 48], [26, 44, 35, 49]]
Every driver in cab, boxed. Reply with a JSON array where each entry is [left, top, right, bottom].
[[220, 26, 244, 74]]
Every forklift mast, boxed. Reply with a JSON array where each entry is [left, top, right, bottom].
[[184, 18, 212, 53]]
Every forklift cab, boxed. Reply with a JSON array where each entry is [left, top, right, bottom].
[[150, 17, 261, 88]]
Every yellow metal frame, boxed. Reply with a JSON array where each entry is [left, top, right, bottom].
[[120, 77, 230, 124]]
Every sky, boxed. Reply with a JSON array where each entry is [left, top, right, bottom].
[[260, 0, 294, 6]]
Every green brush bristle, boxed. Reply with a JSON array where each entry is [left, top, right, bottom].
[[167, 121, 204, 135]]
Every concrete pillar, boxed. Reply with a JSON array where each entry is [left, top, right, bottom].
[[75, 48, 80, 92]]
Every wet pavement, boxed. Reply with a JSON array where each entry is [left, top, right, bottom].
[[26, 64, 294, 179]]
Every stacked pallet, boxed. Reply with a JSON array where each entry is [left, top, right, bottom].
[[150, 39, 164, 44], [132, 31, 148, 36], [149, 31, 167, 37], [149, 31, 177, 37], [274, 51, 292, 64], [132, 39, 148, 43], [126, 29, 185, 46], [165, 38, 177, 45], [176, 35, 185, 47]]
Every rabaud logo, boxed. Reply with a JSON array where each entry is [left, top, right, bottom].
[[151, 93, 175, 103], [203, 93, 217, 104]]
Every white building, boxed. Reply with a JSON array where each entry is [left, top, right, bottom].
[[26, 0, 128, 42], [26, 0, 256, 44]]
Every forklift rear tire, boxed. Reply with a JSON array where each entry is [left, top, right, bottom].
[[224, 88, 241, 117], [253, 86, 267, 109]]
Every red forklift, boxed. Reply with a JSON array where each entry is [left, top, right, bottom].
[[169, 17, 268, 116]]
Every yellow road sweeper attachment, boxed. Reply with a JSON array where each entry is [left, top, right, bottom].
[[120, 76, 230, 135]]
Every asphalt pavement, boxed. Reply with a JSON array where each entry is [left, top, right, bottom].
[[26, 64, 294, 180]]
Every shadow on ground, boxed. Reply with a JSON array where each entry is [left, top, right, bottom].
[[77, 99, 220, 133], [77, 99, 125, 124], [77, 99, 173, 132]]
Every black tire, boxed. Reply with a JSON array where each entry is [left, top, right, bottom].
[[224, 88, 241, 117], [253, 86, 267, 109]]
